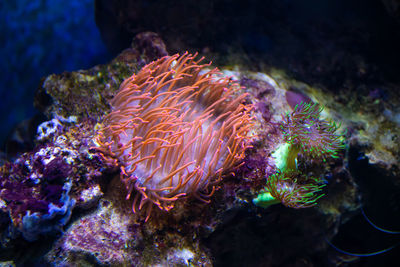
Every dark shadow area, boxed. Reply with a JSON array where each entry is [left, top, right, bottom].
[[95, 0, 400, 88], [328, 145, 400, 266], [204, 206, 333, 267]]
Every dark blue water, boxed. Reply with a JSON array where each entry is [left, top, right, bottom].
[[0, 0, 110, 148]]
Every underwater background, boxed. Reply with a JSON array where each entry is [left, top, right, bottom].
[[0, 0, 399, 266], [0, 0, 111, 153]]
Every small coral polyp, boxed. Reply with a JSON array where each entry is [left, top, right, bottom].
[[99, 53, 253, 219]]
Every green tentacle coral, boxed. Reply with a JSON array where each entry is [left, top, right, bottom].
[[253, 102, 345, 209]]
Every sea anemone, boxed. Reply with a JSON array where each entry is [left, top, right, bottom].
[[253, 170, 325, 209], [281, 102, 345, 160], [97, 53, 253, 220]]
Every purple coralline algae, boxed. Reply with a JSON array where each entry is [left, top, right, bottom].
[[0, 147, 75, 241], [0, 115, 110, 245], [58, 200, 134, 265]]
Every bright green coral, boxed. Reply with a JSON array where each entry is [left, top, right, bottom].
[[254, 102, 345, 209], [271, 143, 299, 171], [252, 191, 280, 208]]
